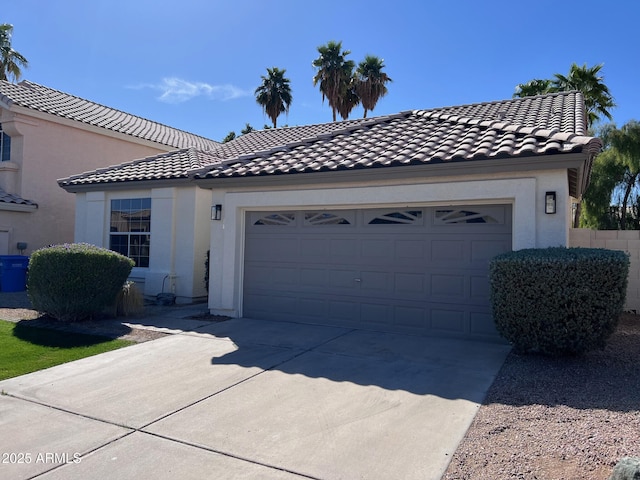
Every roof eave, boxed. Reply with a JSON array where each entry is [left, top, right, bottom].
[[0, 202, 38, 212], [192, 151, 591, 189], [59, 177, 194, 193]]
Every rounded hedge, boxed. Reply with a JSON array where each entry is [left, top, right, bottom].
[[489, 247, 629, 355], [28, 243, 135, 322]]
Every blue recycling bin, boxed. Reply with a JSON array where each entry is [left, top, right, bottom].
[[0, 255, 29, 292]]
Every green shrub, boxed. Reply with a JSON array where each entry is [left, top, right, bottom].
[[28, 243, 134, 322], [489, 247, 629, 355]]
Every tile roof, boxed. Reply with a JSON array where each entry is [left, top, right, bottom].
[[209, 118, 373, 158], [427, 92, 588, 135], [59, 148, 221, 187], [194, 91, 599, 179], [59, 91, 601, 192], [0, 187, 37, 207], [0, 80, 219, 150]]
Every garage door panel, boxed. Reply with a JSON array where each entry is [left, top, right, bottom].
[[361, 239, 394, 259], [297, 298, 328, 318], [245, 293, 297, 316], [300, 238, 327, 258], [470, 311, 500, 336], [470, 275, 491, 299], [329, 300, 359, 320], [245, 265, 299, 286], [362, 303, 393, 324], [244, 265, 272, 284], [471, 239, 513, 262], [430, 239, 466, 263], [329, 269, 360, 288], [394, 306, 427, 328], [430, 274, 465, 297], [244, 205, 511, 340], [330, 238, 358, 257], [395, 239, 426, 260], [431, 309, 466, 334], [269, 267, 299, 285], [300, 268, 327, 286], [360, 270, 390, 291], [394, 272, 426, 294], [245, 236, 299, 261]]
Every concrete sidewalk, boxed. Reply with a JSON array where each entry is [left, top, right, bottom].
[[0, 314, 510, 480]]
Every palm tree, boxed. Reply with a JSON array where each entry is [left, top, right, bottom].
[[312, 41, 355, 122], [0, 24, 28, 82], [515, 64, 614, 129], [356, 55, 392, 118], [513, 79, 551, 98], [254, 67, 292, 128], [336, 75, 360, 120], [550, 63, 615, 128]]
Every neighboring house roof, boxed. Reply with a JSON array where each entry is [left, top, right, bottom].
[[0, 187, 37, 210], [0, 80, 219, 150], [59, 91, 601, 196]]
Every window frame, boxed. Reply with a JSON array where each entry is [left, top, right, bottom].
[[109, 197, 152, 268], [0, 124, 11, 162]]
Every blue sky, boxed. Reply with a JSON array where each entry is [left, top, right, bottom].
[[4, 1, 639, 142]]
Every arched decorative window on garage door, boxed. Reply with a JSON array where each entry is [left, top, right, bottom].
[[366, 210, 423, 225], [304, 211, 353, 226], [252, 212, 296, 226], [434, 208, 502, 225]]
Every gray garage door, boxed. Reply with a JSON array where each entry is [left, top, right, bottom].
[[244, 205, 512, 339]]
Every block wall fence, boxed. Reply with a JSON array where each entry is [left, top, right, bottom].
[[569, 229, 640, 312]]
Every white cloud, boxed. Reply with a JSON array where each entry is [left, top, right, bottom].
[[131, 77, 252, 103]]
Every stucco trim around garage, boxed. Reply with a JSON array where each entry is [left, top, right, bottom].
[[207, 173, 568, 318]]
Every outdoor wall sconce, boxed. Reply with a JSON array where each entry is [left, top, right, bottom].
[[545, 191, 557, 214], [212, 204, 222, 221]]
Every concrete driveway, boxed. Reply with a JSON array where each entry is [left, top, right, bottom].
[[0, 317, 510, 480]]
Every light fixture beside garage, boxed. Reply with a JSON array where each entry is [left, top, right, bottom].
[[212, 204, 222, 221], [545, 192, 556, 214]]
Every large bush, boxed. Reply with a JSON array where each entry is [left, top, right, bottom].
[[490, 247, 629, 355], [28, 243, 134, 322]]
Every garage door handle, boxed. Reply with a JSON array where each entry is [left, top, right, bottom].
[[354, 278, 362, 282]]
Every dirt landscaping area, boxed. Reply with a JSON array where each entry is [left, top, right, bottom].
[[442, 313, 640, 480]]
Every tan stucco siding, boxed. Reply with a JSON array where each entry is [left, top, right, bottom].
[[0, 111, 172, 254], [74, 186, 210, 303]]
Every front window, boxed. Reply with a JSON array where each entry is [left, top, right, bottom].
[[110, 198, 151, 267], [0, 124, 10, 162]]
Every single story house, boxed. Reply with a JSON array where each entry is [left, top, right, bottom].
[[59, 91, 601, 340], [0, 80, 218, 255]]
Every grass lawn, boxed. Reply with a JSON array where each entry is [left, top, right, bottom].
[[0, 319, 134, 381]]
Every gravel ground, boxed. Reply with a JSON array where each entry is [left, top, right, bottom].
[[442, 313, 640, 480]]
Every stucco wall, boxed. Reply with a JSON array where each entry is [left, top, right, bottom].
[[569, 228, 640, 312], [74, 186, 210, 303], [0, 110, 169, 255]]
